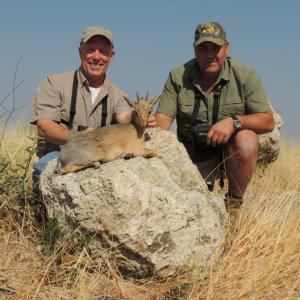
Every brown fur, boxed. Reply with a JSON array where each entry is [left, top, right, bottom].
[[56, 96, 159, 174]]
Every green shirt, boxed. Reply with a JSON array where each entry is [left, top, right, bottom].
[[157, 57, 270, 130]]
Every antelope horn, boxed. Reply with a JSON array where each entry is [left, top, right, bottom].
[[124, 96, 136, 107]]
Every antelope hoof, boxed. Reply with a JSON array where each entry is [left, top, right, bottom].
[[93, 161, 101, 168], [59, 164, 88, 174], [143, 148, 158, 158]]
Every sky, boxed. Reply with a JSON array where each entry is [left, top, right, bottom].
[[0, 0, 299, 141]]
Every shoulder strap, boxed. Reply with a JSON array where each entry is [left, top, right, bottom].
[[191, 83, 224, 125], [60, 70, 78, 129], [212, 84, 223, 124], [68, 70, 78, 129], [100, 95, 108, 127], [61, 72, 109, 129], [191, 90, 201, 125]]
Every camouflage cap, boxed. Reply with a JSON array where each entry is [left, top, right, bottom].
[[80, 26, 114, 47], [193, 22, 227, 47]]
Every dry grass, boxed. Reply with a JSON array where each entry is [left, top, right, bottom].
[[190, 191, 300, 299], [0, 124, 299, 299], [0, 122, 36, 164]]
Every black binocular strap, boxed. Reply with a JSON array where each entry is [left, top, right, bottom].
[[60, 71, 78, 129], [191, 90, 201, 125], [68, 70, 78, 129], [191, 83, 223, 125], [100, 95, 108, 127], [61, 70, 108, 129]]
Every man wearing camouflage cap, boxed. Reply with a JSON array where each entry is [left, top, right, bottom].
[[31, 26, 131, 179], [149, 21, 274, 208]]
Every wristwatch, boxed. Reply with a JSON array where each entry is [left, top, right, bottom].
[[232, 115, 242, 131]]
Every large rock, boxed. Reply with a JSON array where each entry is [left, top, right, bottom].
[[40, 128, 227, 279], [257, 104, 283, 164]]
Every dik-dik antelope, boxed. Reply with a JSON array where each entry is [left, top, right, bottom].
[[56, 96, 159, 174]]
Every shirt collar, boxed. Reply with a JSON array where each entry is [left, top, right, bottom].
[[78, 69, 111, 91]]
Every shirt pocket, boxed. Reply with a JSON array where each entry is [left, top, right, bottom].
[[178, 97, 209, 121], [218, 100, 245, 119]]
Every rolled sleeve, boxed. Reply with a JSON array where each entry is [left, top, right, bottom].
[[157, 72, 178, 118], [31, 76, 63, 124], [112, 88, 131, 115], [244, 70, 270, 113]]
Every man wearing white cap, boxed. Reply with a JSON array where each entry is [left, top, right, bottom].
[[31, 26, 131, 179]]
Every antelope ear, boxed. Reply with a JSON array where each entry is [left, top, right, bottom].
[[124, 96, 136, 108], [149, 96, 160, 107]]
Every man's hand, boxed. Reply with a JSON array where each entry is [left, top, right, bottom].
[[206, 117, 235, 147], [206, 110, 275, 147], [147, 115, 157, 128], [148, 112, 174, 130]]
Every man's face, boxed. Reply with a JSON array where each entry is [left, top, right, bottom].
[[194, 41, 229, 78], [79, 35, 115, 85]]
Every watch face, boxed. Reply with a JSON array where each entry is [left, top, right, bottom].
[[233, 116, 242, 130]]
